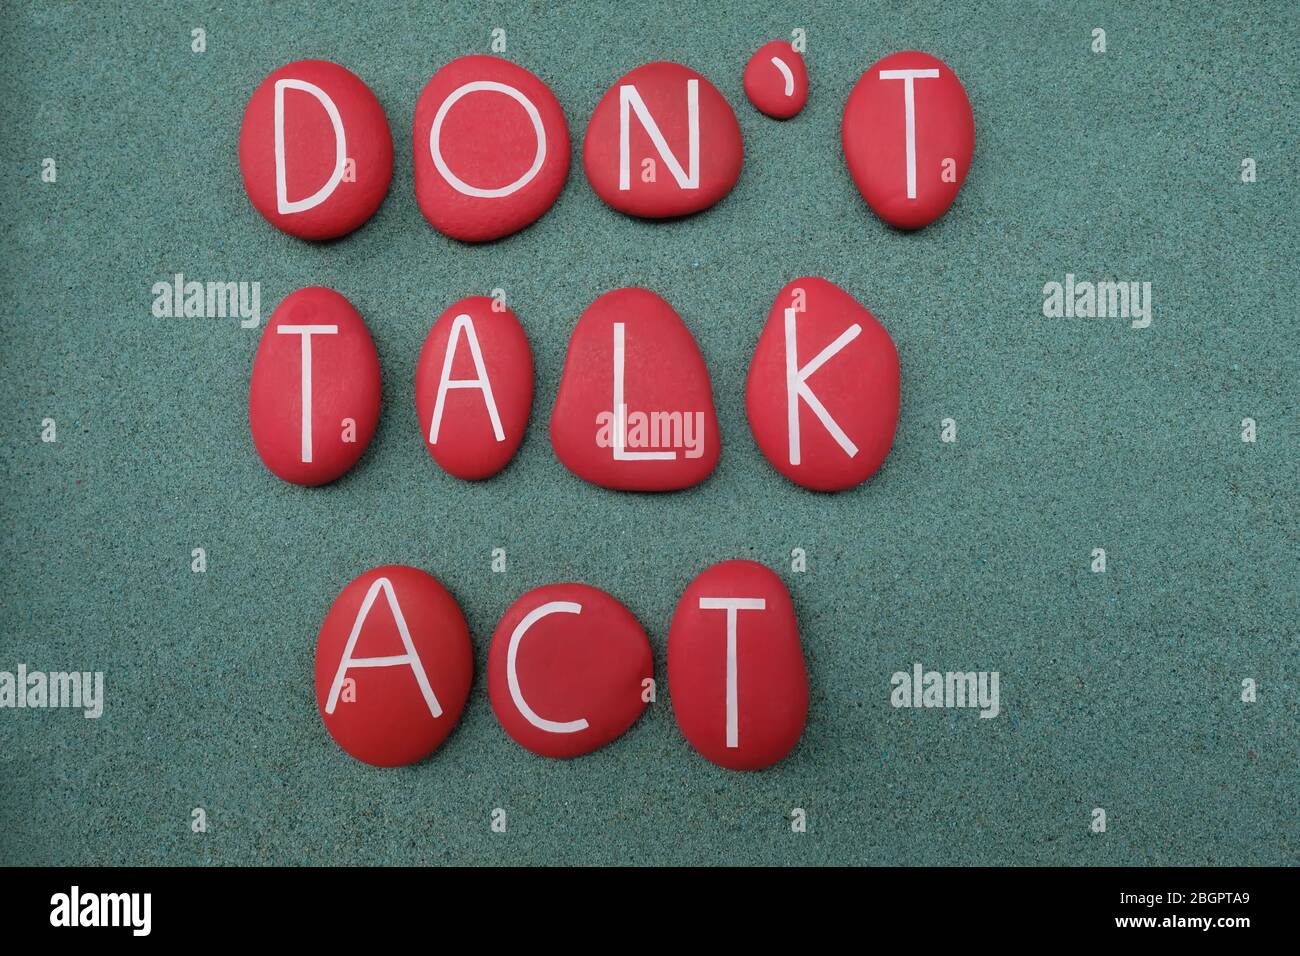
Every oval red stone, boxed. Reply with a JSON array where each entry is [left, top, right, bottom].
[[743, 41, 808, 119], [239, 59, 393, 240], [415, 296, 534, 480], [584, 61, 743, 218], [550, 287, 720, 491], [314, 565, 473, 767], [745, 277, 899, 492], [249, 286, 382, 486], [668, 560, 808, 771], [842, 50, 974, 230], [488, 583, 653, 759], [414, 55, 570, 242]]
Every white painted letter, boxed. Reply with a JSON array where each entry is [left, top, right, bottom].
[[698, 597, 766, 748], [430, 82, 545, 198], [507, 601, 588, 734], [274, 79, 347, 214], [324, 577, 443, 718], [878, 68, 939, 200], [612, 322, 675, 461], [276, 324, 337, 463], [785, 308, 860, 465], [428, 314, 505, 444], [619, 81, 699, 190]]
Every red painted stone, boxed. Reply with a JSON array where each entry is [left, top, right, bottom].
[[745, 277, 899, 492], [249, 286, 381, 486], [743, 41, 808, 119], [668, 560, 807, 771], [239, 59, 393, 240], [413, 55, 570, 242], [488, 583, 652, 759], [314, 565, 473, 767], [415, 296, 533, 480], [841, 50, 974, 230], [584, 61, 743, 218], [550, 287, 720, 491]]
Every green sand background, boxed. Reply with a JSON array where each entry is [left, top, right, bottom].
[[1, 1, 1296, 865]]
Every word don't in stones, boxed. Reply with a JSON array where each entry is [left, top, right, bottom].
[[237, 48, 973, 240]]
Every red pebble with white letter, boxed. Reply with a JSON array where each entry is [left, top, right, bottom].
[[550, 287, 720, 491], [841, 50, 974, 230], [416, 296, 533, 480], [239, 59, 393, 240], [314, 565, 473, 767], [413, 55, 570, 242], [584, 61, 743, 218], [743, 40, 808, 119], [249, 286, 381, 486], [488, 583, 653, 759], [746, 277, 899, 492], [668, 560, 808, 771]]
